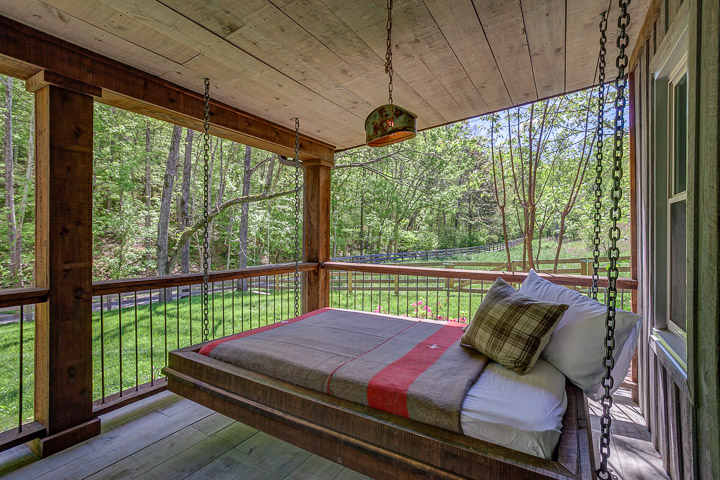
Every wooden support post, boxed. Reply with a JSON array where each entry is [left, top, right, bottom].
[[303, 157, 334, 312], [347, 271, 353, 293], [393, 275, 399, 296], [29, 72, 100, 456]]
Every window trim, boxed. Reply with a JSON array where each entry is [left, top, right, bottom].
[[650, 7, 690, 369], [666, 62, 688, 339]]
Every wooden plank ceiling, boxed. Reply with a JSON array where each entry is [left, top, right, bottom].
[[0, 0, 651, 151]]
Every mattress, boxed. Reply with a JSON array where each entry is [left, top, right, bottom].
[[460, 358, 568, 459]]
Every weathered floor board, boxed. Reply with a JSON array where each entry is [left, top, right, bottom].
[[588, 385, 669, 480], [1, 385, 666, 479]]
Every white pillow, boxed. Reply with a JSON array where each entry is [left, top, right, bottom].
[[518, 270, 641, 400]]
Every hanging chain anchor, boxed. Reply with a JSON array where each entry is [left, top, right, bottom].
[[597, 1, 630, 478], [591, 11, 608, 301], [293, 118, 301, 318], [202, 78, 211, 343]]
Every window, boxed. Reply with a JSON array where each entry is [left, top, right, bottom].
[[667, 66, 687, 335], [650, 11, 689, 366]]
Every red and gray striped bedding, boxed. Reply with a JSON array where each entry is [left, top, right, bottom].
[[200, 308, 489, 433]]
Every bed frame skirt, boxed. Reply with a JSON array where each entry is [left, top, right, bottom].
[[164, 344, 595, 480]]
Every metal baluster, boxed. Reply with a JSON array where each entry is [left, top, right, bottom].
[[362, 272, 365, 311], [134, 292, 139, 391], [163, 291, 167, 372], [18, 305, 24, 431], [149, 289, 154, 386], [189, 285, 193, 345], [222, 280, 226, 336], [241, 279, 246, 331], [100, 295, 106, 403], [176, 286, 180, 349], [119, 293, 123, 396], [232, 280, 236, 334], [211, 282, 216, 339]]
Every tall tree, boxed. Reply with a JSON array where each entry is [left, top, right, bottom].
[[179, 128, 194, 273], [237, 145, 252, 289], [156, 125, 183, 276], [553, 90, 596, 271], [489, 115, 512, 269], [2, 75, 20, 287]]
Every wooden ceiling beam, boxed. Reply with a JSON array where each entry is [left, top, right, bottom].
[[0, 14, 336, 162]]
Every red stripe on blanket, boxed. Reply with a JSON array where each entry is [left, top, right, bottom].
[[366, 322, 465, 418], [198, 308, 333, 356]]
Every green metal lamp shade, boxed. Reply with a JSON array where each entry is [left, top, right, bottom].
[[365, 104, 417, 147]]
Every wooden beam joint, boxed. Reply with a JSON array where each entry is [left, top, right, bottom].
[[26, 70, 101, 98]]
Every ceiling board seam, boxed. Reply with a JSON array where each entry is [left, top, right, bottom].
[[155, 0, 365, 122], [420, 0, 489, 110], [469, 1, 513, 105], [35, 1, 188, 71], [518, 0, 540, 100]]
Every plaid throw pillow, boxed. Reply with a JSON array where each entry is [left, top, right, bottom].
[[461, 278, 568, 375]]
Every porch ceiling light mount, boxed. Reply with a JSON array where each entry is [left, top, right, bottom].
[[365, 0, 417, 147]]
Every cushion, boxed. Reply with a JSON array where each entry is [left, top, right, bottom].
[[518, 269, 642, 400], [461, 278, 568, 375]]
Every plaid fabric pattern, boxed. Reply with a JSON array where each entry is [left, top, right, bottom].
[[461, 278, 568, 375]]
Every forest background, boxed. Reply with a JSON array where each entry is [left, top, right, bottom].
[[0, 74, 630, 289]]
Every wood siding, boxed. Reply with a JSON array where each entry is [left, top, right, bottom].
[[632, 0, 720, 478]]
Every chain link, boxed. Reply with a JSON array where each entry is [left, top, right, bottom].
[[597, 2, 630, 478], [202, 78, 211, 343], [592, 12, 608, 300], [293, 118, 301, 318], [385, 0, 394, 105]]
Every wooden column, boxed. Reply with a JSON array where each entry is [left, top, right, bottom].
[[303, 157, 334, 312], [29, 71, 100, 456]]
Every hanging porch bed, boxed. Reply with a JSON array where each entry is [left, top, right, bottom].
[[163, 307, 594, 480]]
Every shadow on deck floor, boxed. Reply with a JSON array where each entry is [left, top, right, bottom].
[[0, 386, 667, 479]]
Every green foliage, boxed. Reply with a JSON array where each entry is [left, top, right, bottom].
[[0, 80, 631, 287]]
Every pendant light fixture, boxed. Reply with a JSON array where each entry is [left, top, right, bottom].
[[365, 0, 417, 147]]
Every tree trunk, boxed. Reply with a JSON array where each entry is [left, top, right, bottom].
[[238, 145, 252, 290], [156, 125, 183, 277], [180, 128, 194, 273], [16, 102, 34, 286], [2, 75, 20, 287], [144, 122, 153, 276]]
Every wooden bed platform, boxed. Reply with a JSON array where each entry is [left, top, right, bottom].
[[164, 343, 595, 480]]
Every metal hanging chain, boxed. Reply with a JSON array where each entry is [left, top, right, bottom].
[[385, 0, 394, 105], [293, 118, 301, 318], [597, 1, 630, 478], [202, 78, 211, 343], [592, 11, 609, 301]]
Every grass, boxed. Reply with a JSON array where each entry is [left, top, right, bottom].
[[0, 238, 636, 433]]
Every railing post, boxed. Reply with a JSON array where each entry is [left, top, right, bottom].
[[29, 72, 100, 456], [303, 156, 334, 312], [347, 271, 353, 293], [394, 275, 399, 296]]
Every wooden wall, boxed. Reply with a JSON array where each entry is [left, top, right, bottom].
[[632, 0, 720, 478]]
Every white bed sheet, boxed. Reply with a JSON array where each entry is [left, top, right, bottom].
[[460, 358, 568, 459]]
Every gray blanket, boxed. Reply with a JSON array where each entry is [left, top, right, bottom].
[[205, 308, 488, 433]]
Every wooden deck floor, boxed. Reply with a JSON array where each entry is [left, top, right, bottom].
[[0, 386, 667, 479]]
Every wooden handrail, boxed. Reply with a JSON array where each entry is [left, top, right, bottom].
[[91, 262, 320, 296], [322, 262, 638, 290], [0, 287, 50, 308]]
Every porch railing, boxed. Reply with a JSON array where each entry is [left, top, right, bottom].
[[0, 288, 48, 452], [89, 263, 317, 415], [0, 261, 638, 452], [323, 262, 638, 321]]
